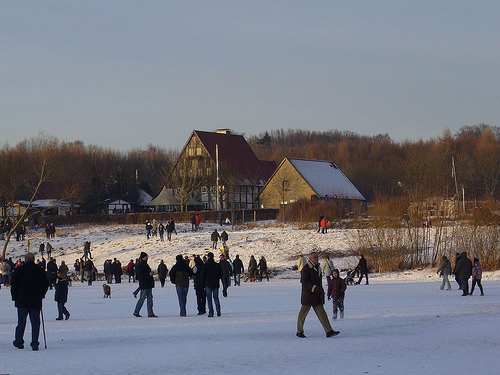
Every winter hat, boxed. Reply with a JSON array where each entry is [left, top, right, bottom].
[[57, 272, 66, 280], [140, 252, 148, 259], [332, 268, 340, 276]]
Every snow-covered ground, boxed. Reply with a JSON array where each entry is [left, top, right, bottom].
[[1, 222, 499, 374]]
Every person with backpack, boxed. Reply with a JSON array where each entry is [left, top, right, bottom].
[[169, 255, 193, 316]]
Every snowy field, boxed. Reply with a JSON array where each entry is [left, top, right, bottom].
[[1, 222, 499, 375]]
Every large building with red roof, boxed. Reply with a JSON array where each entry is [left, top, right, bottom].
[[167, 129, 277, 210]]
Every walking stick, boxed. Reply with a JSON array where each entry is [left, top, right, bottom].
[[40, 307, 47, 349]]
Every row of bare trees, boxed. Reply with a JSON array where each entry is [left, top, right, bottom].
[[249, 124, 500, 202], [0, 134, 176, 216]]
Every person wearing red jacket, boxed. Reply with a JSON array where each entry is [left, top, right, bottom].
[[327, 269, 347, 320], [320, 217, 328, 234]]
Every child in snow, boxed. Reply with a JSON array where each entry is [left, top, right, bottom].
[[327, 269, 347, 319], [55, 272, 70, 320]]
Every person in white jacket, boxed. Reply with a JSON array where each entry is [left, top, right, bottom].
[[322, 255, 334, 285]]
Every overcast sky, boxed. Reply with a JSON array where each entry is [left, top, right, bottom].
[[1, 1, 499, 151]]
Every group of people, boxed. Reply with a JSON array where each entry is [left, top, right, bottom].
[[437, 252, 485, 296], [210, 229, 229, 249], [145, 218, 177, 241], [132, 251, 265, 319], [44, 223, 56, 239]]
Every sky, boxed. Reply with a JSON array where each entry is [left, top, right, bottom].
[[1, 1, 499, 151]]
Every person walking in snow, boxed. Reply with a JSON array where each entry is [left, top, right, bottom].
[[133, 252, 157, 317], [169, 255, 193, 316], [453, 253, 462, 290], [470, 258, 484, 296], [211, 229, 220, 249], [436, 255, 452, 290], [54, 272, 70, 320], [151, 219, 158, 237], [355, 254, 369, 285], [322, 255, 334, 286], [297, 254, 305, 272], [201, 252, 222, 317], [158, 222, 165, 242], [296, 252, 339, 339], [248, 255, 258, 281], [320, 217, 328, 234], [46, 258, 58, 290], [258, 256, 269, 282], [192, 255, 207, 315], [11, 252, 49, 351], [113, 258, 122, 283], [454, 251, 472, 296], [191, 215, 197, 231], [220, 230, 228, 246], [157, 260, 168, 287], [232, 255, 244, 286], [327, 269, 346, 319], [145, 220, 152, 239], [166, 219, 175, 241], [127, 259, 135, 283], [219, 254, 232, 297]]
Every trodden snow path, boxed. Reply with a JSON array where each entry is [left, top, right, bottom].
[[1, 274, 499, 375]]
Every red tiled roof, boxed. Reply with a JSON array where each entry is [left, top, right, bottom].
[[195, 130, 276, 185]]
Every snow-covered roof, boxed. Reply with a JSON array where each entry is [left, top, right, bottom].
[[31, 199, 74, 208], [138, 189, 153, 205], [288, 158, 365, 200]]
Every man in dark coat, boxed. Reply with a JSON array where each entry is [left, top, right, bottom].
[[296, 252, 339, 339], [133, 252, 157, 317], [219, 254, 232, 297], [232, 255, 244, 286], [169, 255, 193, 317], [157, 260, 168, 287], [113, 258, 122, 283], [201, 252, 223, 317], [454, 251, 473, 296], [211, 229, 220, 249], [355, 254, 369, 285], [192, 255, 206, 315], [11, 252, 49, 350], [46, 258, 58, 290]]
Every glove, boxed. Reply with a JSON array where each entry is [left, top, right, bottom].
[[327, 296, 331, 300]]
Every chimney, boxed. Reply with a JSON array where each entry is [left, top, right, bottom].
[[216, 129, 231, 137]]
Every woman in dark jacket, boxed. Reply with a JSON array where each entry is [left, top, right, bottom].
[[157, 260, 168, 287]]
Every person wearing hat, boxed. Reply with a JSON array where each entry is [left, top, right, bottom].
[[133, 252, 157, 317], [11, 252, 49, 350], [54, 272, 70, 320]]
